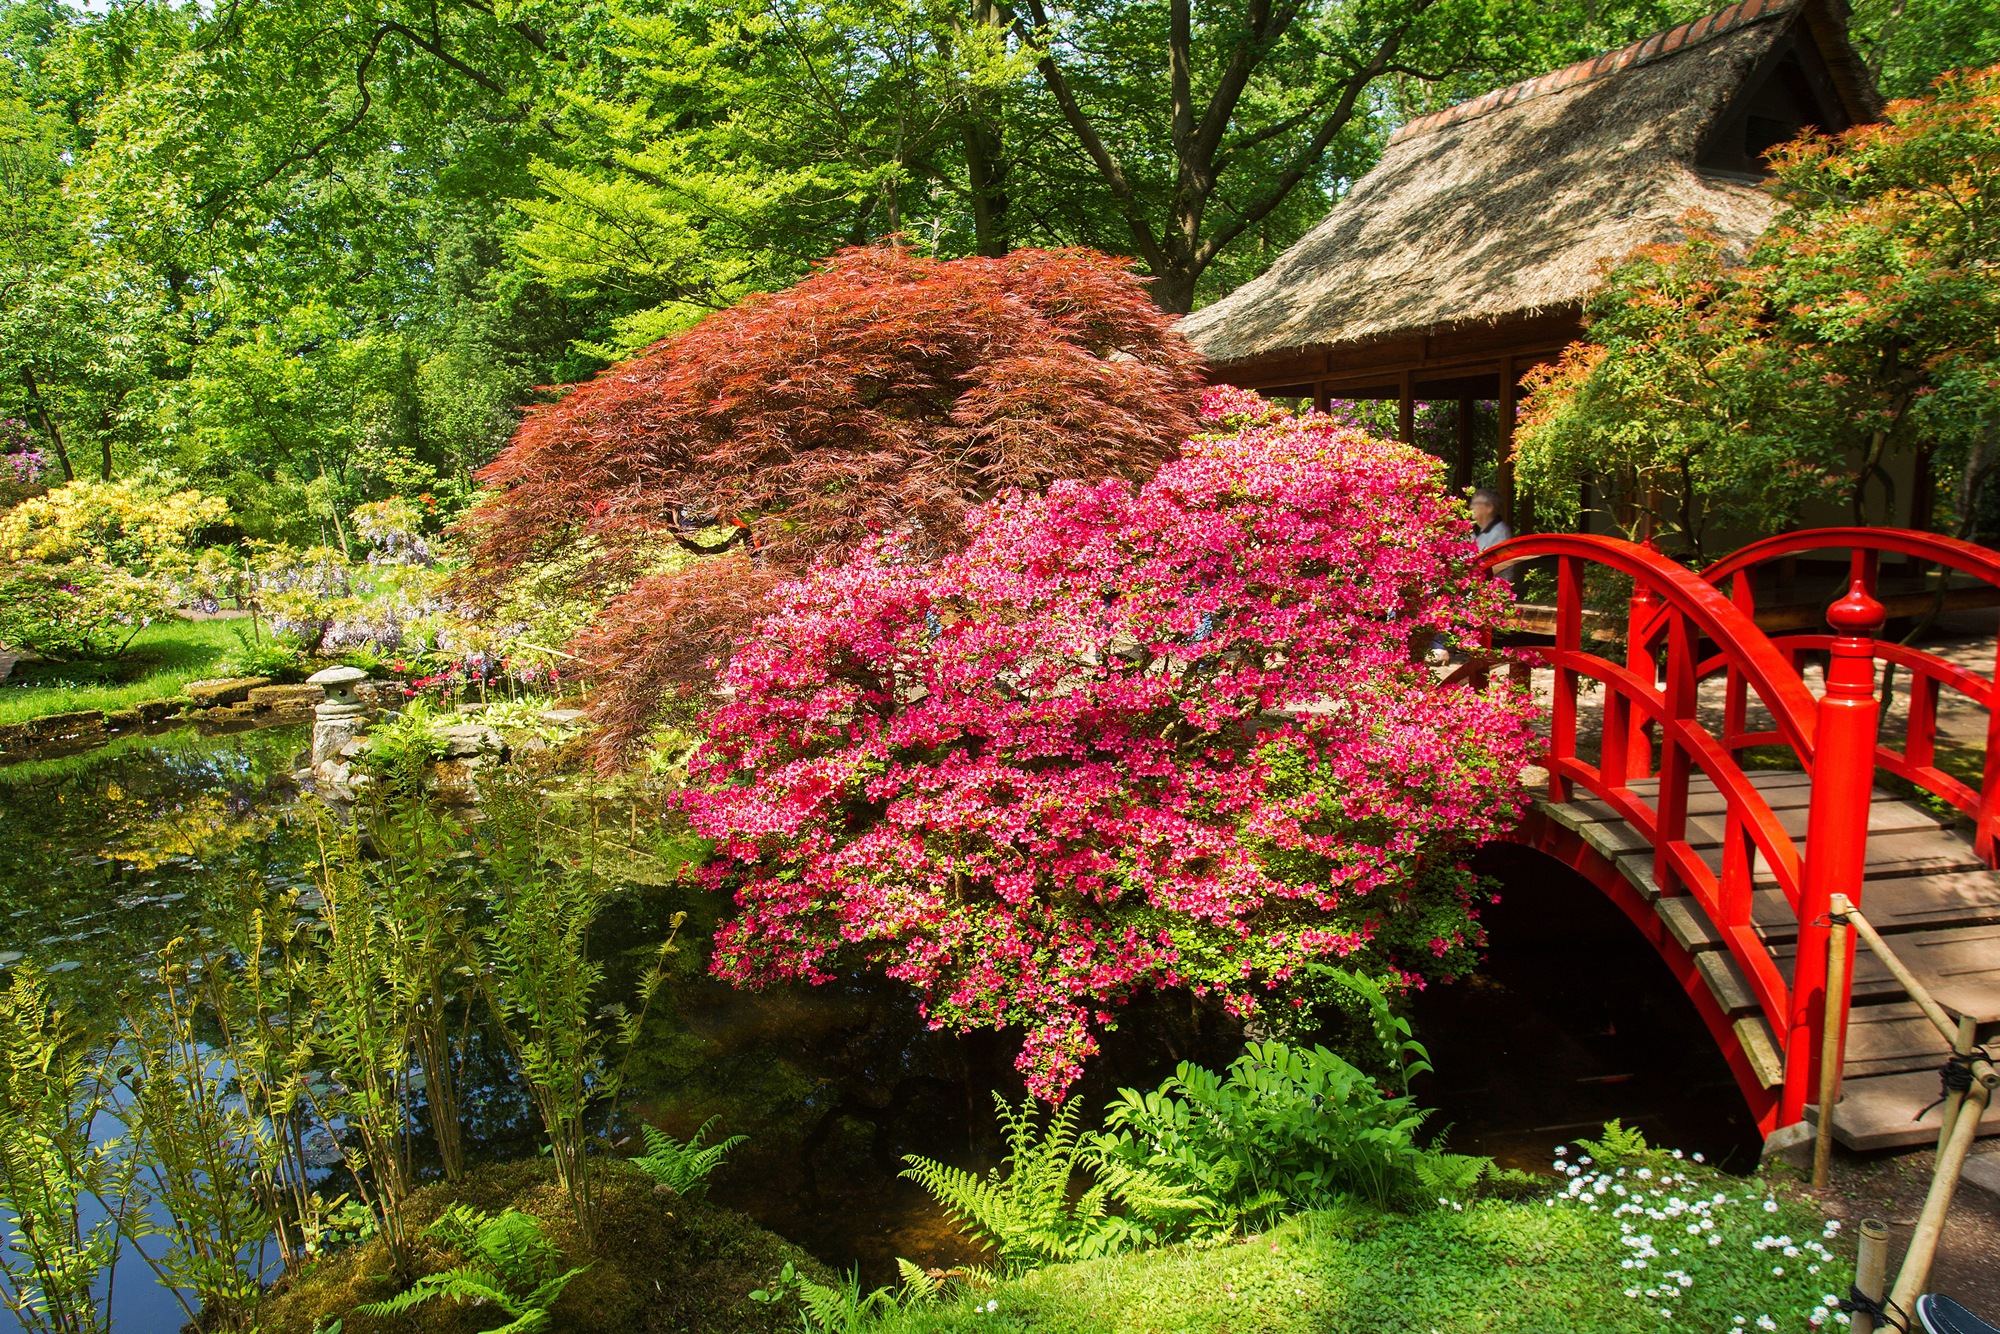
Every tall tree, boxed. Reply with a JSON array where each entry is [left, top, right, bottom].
[[1516, 64, 2000, 551]]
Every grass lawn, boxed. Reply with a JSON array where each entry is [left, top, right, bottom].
[[0, 617, 243, 726], [875, 1155, 1852, 1334]]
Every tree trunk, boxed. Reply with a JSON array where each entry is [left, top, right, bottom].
[[20, 367, 73, 483], [964, 0, 1011, 257]]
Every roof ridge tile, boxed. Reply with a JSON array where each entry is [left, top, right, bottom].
[[1386, 0, 1796, 145]]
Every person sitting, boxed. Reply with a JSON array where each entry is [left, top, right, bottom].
[[1471, 487, 1511, 551]]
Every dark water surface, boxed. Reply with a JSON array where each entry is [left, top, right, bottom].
[[0, 729, 1762, 1330]]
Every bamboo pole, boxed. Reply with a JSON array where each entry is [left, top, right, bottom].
[[1813, 897, 1854, 1188], [1889, 1069, 1998, 1312], [1936, 1014, 1978, 1151], [1841, 905, 1960, 1042], [1853, 1219, 1889, 1334]]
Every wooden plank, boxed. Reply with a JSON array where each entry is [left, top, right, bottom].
[[1657, 896, 1724, 953], [1772, 924, 2000, 1021], [1697, 951, 1760, 1016], [1829, 1068, 2000, 1150], [1749, 870, 2000, 943], [1839, 1001, 1961, 1079], [1735, 1016, 1786, 1089], [1628, 771, 1812, 795], [1613, 851, 1662, 902], [1680, 798, 1937, 847], [1692, 828, 1985, 887]]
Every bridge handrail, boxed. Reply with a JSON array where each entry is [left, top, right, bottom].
[[1483, 533, 1822, 758], [1693, 526, 2000, 590], [1651, 527, 2000, 863], [1479, 532, 1870, 1130]]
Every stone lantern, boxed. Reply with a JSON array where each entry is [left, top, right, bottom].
[[307, 665, 371, 768]]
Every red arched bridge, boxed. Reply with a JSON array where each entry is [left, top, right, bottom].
[[1474, 528, 2000, 1151]]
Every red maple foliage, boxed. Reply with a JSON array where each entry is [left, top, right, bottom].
[[458, 244, 1208, 752]]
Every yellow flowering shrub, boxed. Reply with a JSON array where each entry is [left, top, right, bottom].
[[0, 477, 230, 571]]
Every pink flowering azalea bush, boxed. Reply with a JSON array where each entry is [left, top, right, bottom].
[[684, 394, 1539, 1098]]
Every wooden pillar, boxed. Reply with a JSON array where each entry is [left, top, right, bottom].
[[1453, 396, 1475, 493], [1498, 355, 1517, 523], [1397, 369, 1414, 444], [1313, 382, 1331, 414]]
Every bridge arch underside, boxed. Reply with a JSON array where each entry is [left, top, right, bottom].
[[1504, 807, 1784, 1137]]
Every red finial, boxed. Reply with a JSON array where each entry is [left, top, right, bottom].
[[1826, 575, 1887, 636]]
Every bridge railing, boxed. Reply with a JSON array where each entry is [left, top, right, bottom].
[[1479, 533, 1887, 1127], [1674, 528, 2000, 866]]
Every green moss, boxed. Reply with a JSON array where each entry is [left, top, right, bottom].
[[256, 1160, 833, 1334], [874, 1163, 1852, 1334]]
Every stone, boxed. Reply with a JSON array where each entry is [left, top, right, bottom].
[[134, 699, 182, 723], [307, 665, 370, 711], [103, 709, 140, 730], [306, 664, 369, 689], [337, 737, 370, 759], [539, 708, 587, 726], [248, 683, 325, 712], [312, 712, 369, 768], [184, 677, 271, 708], [439, 724, 507, 760], [1759, 1119, 1815, 1168], [31, 710, 105, 739]]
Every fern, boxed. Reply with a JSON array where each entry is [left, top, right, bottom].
[[1575, 1119, 1651, 1166], [749, 1258, 945, 1332], [902, 1093, 1209, 1267], [1414, 1150, 1492, 1200], [351, 1207, 587, 1334], [630, 1117, 747, 1200]]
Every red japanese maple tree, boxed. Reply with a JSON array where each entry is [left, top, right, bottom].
[[459, 245, 1208, 750]]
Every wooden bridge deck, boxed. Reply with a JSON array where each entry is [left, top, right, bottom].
[[1541, 769, 2000, 1150]]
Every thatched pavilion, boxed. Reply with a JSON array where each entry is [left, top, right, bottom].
[[1179, 0, 1881, 507]]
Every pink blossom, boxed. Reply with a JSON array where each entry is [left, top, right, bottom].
[[684, 398, 1540, 1099]]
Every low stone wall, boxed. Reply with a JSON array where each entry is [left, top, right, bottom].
[[0, 679, 328, 758]]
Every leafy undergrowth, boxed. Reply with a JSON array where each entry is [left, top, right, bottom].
[[0, 616, 240, 724], [871, 1146, 1852, 1334], [256, 1159, 832, 1334]]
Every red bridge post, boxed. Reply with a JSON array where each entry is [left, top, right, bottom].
[[1787, 567, 1886, 1126]]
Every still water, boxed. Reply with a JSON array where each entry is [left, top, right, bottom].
[[0, 726, 1758, 1331]]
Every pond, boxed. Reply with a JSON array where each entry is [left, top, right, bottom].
[[0, 725, 1761, 1330]]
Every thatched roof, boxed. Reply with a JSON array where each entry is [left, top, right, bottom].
[[1179, 0, 1881, 368]]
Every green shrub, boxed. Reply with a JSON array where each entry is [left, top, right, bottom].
[[1097, 1040, 1490, 1221], [0, 561, 178, 660], [214, 626, 304, 679]]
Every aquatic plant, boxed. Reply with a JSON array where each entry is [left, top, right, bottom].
[[303, 819, 424, 1276], [475, 774, 686, 1245], [688, 392, 1538, 1098], [116, 932, 309, 1329]]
